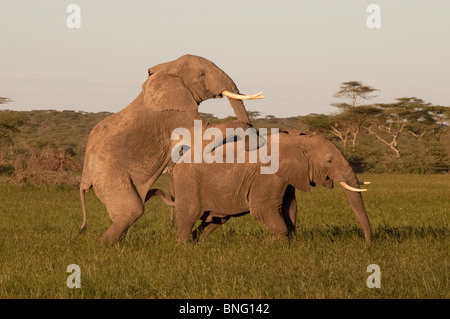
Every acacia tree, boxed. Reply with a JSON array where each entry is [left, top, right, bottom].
[[333, 81, 378, 108], [367, 97, 440, 159], [426, 105, 450, 141], [328, 113, 352, 149], [0, 97, 13, 105], [329, 81, 379, 151], [247, 110, 261, 121], [299, 113, 333, 136]]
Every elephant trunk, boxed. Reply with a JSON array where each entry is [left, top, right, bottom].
[[340, 163, 372, 247], [344, 189, 372, 247], [219, 74, 252, 125], [203, 62, 266, 149], [227, 97, 251, 125], [206, 68, 254, 125]]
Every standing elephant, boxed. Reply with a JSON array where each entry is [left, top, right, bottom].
[[168, 132, 372, 246], [79, 54, 265, 243]]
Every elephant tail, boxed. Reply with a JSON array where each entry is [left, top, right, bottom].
[[145, 188, 175, 207], [170, 194, 175, 227], [79, 188, 87, 234], [170, 178, 175, 227], [146, 188, 176, 226]]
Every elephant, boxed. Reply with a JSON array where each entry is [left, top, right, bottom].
[[79, 54, 266, 244], [163, 131, 372, 246]]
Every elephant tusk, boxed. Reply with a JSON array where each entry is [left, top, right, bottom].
[[359, 181, 371, 185], [339, 182, 367, 192], [222, 90, 267, 100]]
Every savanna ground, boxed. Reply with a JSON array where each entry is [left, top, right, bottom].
[[0, 174, 448, 299]]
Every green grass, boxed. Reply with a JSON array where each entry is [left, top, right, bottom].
[[0, 174, 448, 298]]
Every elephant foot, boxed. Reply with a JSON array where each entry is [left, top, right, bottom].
[[176, 235, 194, 245], [100, 223, 129, 245]]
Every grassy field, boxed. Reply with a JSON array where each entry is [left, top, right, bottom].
[[0, 174, 448, 299]]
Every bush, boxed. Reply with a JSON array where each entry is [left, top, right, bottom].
[[8, 146, 82, 187]]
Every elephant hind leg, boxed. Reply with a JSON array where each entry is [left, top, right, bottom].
[[193, 215, 230, 243], [281, 185, 297, 237], [98, 184, 144, 244], [251, 207, 289, 239]]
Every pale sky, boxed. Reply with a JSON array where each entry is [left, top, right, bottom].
[[1, 0, 449, 118]]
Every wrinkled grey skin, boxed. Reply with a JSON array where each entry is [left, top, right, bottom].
[[167, 132, 372, 246], [80, 54, 261, 244]]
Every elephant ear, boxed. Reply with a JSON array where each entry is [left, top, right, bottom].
[[143, 68, 198, 112], [274, 135, 311, 192]]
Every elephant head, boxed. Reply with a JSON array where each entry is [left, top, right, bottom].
[[142, 54, 265, 124], [275, 133, 372, 246]]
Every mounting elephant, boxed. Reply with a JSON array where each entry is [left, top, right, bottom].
[[79, 54, 265, 243], [164, 131, 372, 246]]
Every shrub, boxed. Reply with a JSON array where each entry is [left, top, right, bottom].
[[8, 146, 82, 187]]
